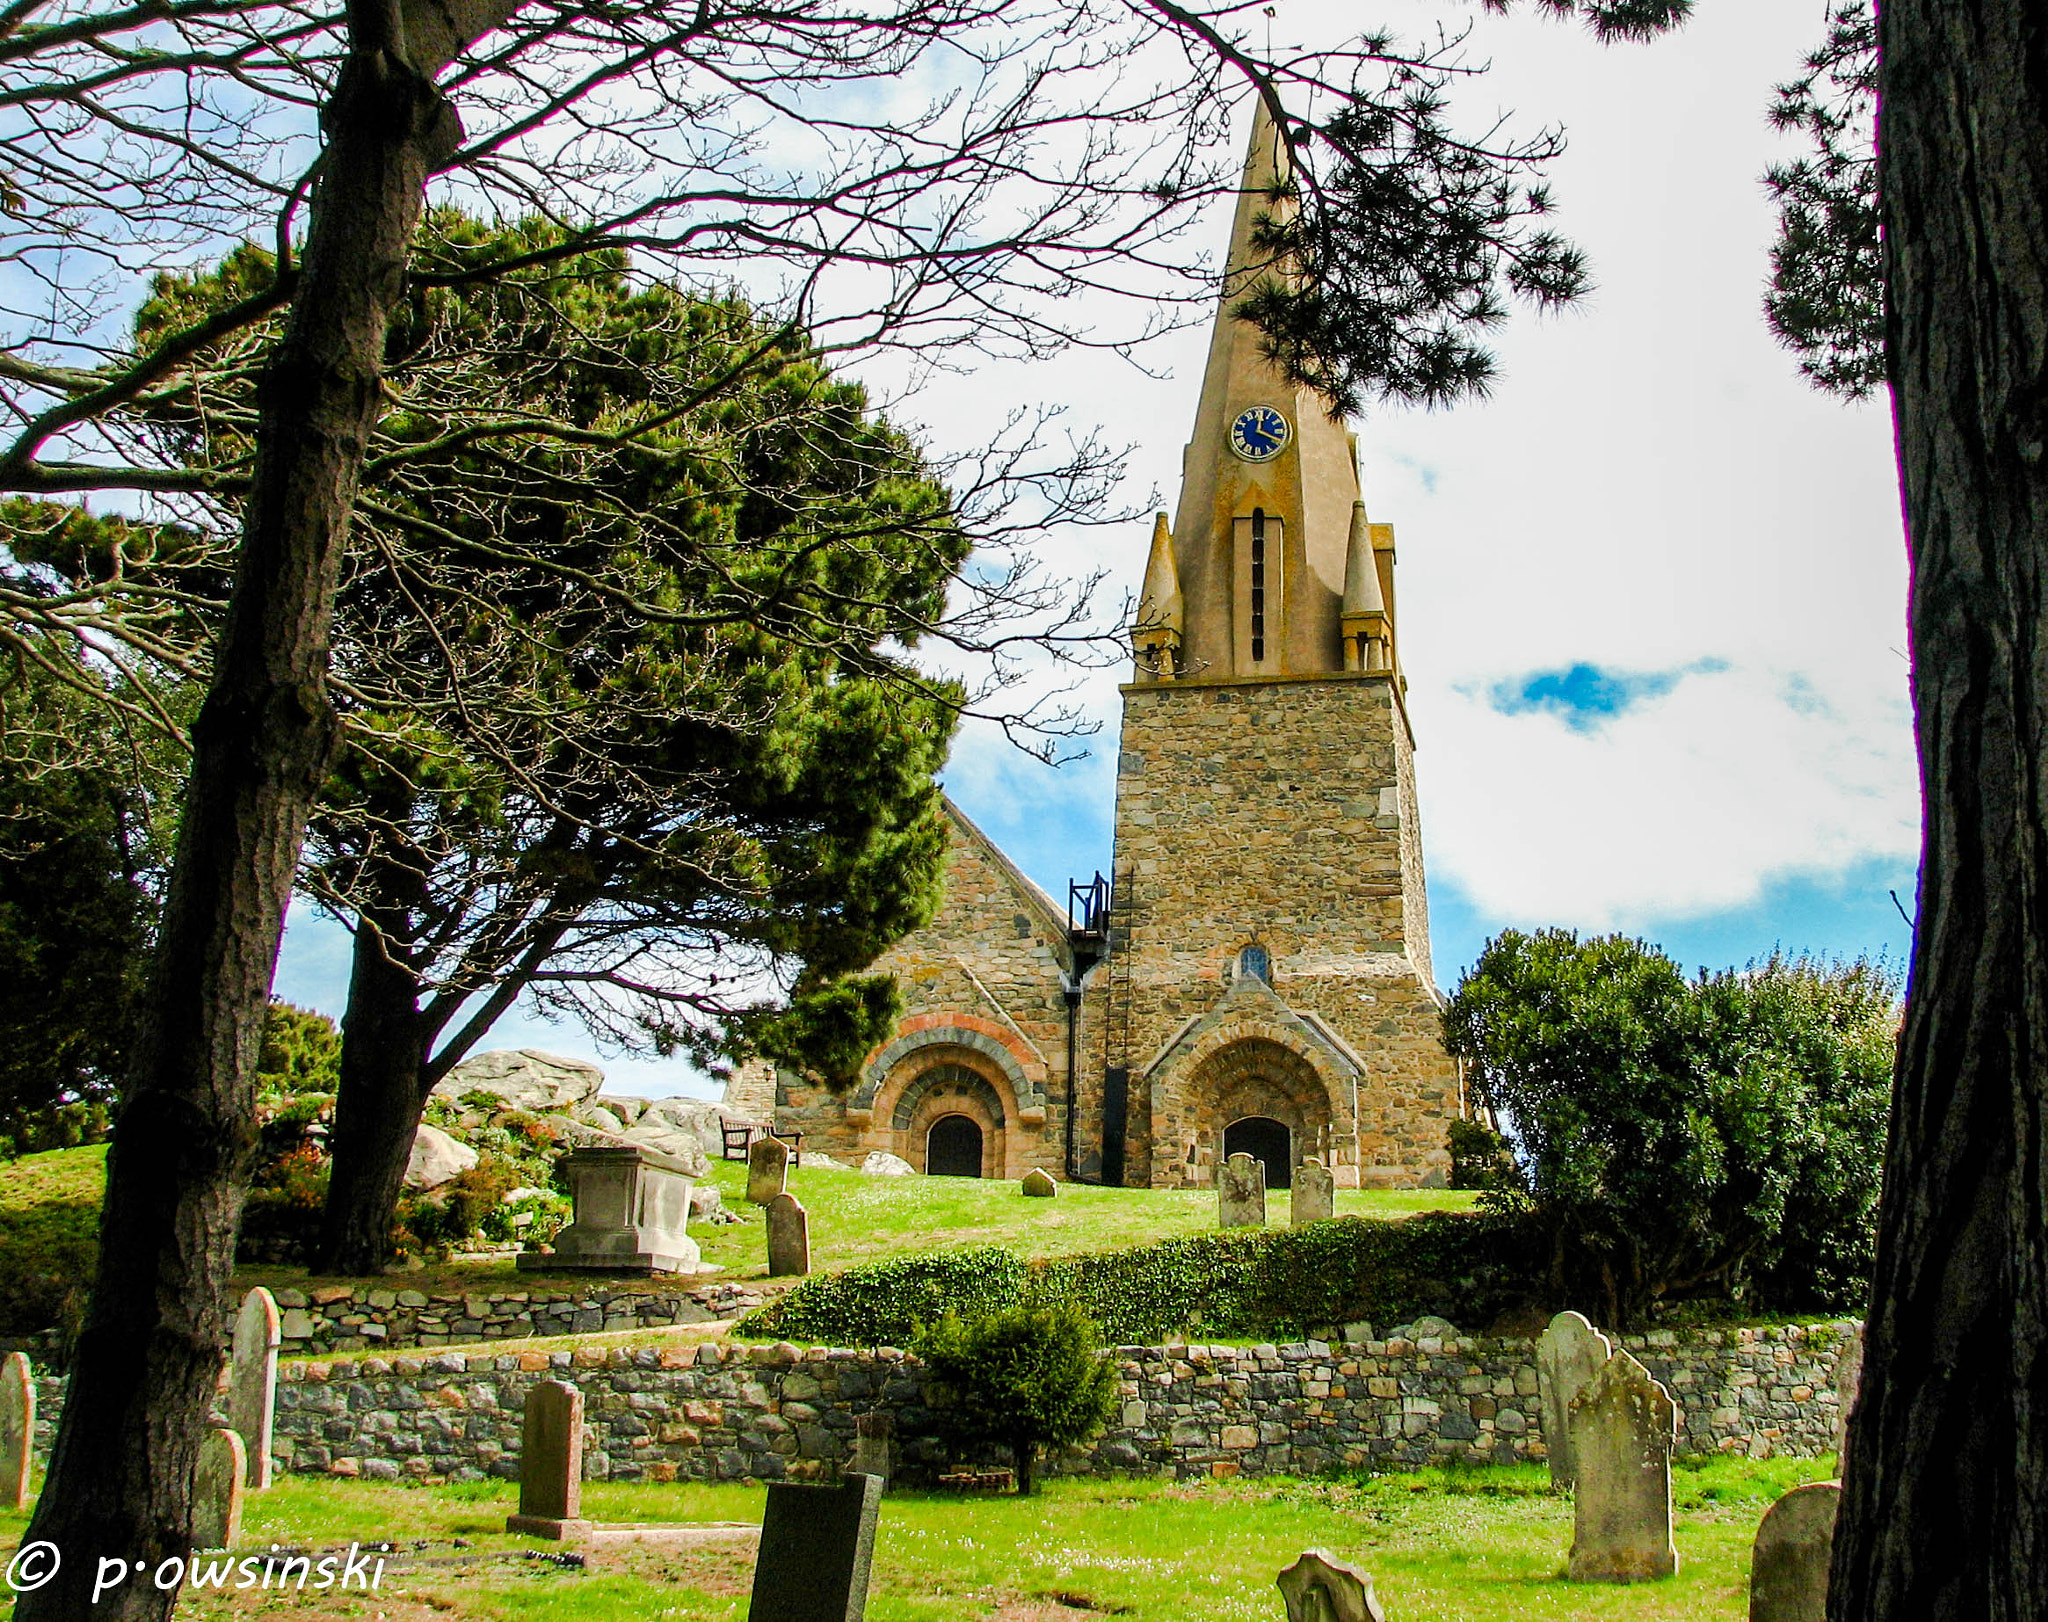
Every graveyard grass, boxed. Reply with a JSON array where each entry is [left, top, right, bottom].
[[680, 1160, 1479, 1280], [0, 1147, 1476, 1302], [0, 1455, 1833, 1620]]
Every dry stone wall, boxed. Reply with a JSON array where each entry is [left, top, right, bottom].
[[16, 1320, 1842, 1485], [266, 1282, 764, 1356]]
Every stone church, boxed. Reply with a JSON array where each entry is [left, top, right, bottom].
[[739, 103, 1467, 1189]]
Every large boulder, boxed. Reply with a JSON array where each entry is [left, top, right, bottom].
[[861, 1151, 916, 1177], [405, 1123, 479, 1190], [433, 1049, 605, 1114], [575, 1103, 626, 1135], [596, 1095, 649, 1126], [641, 1096, 752, 1157], [690, 1183, 737, 1225]]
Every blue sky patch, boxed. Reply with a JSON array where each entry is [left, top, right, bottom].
[[1489, 659, 1728, 732]]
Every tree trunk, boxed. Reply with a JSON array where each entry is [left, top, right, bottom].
[[1829, 5, 2048, 1617], [314, 910, 433, 1276], [15, 43, 460, 1622], [1015, 1442, 1036, 1496]]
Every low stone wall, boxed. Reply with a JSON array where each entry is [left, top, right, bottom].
[[270, 1282, 766, 1355], [249, 1321, 1852, 1484]]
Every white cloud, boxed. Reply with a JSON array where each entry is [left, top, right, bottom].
[[1423, 661, 1917, 928]]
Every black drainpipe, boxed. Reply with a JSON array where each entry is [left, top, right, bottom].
[[1062, 975, 1082, 1181]]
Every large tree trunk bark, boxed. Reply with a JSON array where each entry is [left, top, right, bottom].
[[15, 39, 460, 1622], [314, 909, 433, 1276], [1829, 5, 2048, 1617]]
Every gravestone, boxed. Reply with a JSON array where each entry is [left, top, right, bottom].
[[748, 1133, 791, 1206], [0, 1350, 32, 1509], [1292, 1157, 1335, 1225], [1536, 1310, 1613, 1489], [1218, 1150, 1266, 1229], [506, 1379, 593, 1540], [1749, 1480, 1841, 1622], [1833, 1324, 1864, 1469], [1277, 1549, 1386, 1622], [767, 1191, 811, 1277], [519, 1145, 702, 1274], [1567, 1349, 1679, 1582], [1021, 1168, 1057, 1198], [192, 1427, 246, 1549], [229, 1286, 281, 1489], [747, 1472, 884, 1622], [852, 1412, 892, 1486]]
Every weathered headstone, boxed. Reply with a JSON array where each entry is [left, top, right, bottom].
[[1536, 1309, 1613, 1489], [767, 1191, 811, 1277], [519, 1145, 702, 1274], [1277, 1549, 1386, 1622], [748, 1133, 791, 1206], [1218, 1150, 1266, 1229], [0, 1350, 33, 1509], [229, 1287, 281, 1489], [506, 1379, 592, 1540], [1292, 1157, 1335, 1225], [192, 1427, 246, 1549], [1833, 1324, 1864, 1469], [851, 1412, 892, 1486], [747, 1472, 884, 1622], [1567, 1349, 1679, 1583], [1749, 1480, 1841, 1622], [1021, 1168, 1057, 1198]]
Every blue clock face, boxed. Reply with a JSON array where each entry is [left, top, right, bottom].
[[1229, 404, 1291, 462]]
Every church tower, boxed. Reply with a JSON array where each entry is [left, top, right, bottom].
[[756, 101, 1464, 1192], [1090, 99, 1463, 1189]]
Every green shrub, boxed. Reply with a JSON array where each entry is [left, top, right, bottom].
[[238, 1143, 330, 1265], [914, 1302, 1119, 1493], [255, 1001, 342, 1098], [1443, 930, 1898, 1325], [749, 1246, 1030, 1345], [1447, 1119, 1514, 1191], [739, 1211, 1541, 1346]]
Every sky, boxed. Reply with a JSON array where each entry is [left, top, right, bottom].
[[275, 0, 1916, 1099]]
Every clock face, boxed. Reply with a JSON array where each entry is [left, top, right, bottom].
[[1229, 404, 1291, 462]]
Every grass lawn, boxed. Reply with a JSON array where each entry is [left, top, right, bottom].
[[677, 1158, 1478, 1282], [0, 1456, 1833, 1621], [0, 1145, 1474, 1301], [0, 1144, 106, 1331]]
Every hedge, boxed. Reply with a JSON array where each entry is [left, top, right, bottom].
[[738, 1211, 1542, 1346]]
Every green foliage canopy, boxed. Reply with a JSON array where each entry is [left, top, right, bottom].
[[1442, 929, 1897, 1325]]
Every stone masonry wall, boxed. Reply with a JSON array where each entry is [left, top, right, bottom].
[[267, 1282, 764, 1356], [1091, 674, 1461, 1188], [127, 1320, 1848, 1486], [776, 802, 1076, 1177]]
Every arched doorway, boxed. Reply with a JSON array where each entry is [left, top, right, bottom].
[[1224, 1115, 1292, 1189], [926, 1114, 985, 1177]]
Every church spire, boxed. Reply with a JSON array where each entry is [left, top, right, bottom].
[[1133, 511, 1184, 680], [1162, 98, 1366, 678], [1222, 94, 1295, 299]]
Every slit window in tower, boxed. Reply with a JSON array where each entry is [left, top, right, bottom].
[[1250, 508, 1267, 662]]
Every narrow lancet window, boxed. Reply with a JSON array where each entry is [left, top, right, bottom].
[[1250, 508, 1267, 662]]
